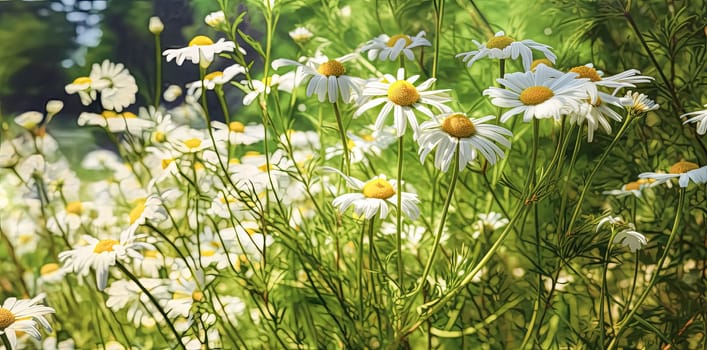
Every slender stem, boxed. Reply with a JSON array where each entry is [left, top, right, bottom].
[[358, 219, 367, 321], [432, 0, 444, 79], [405, 144, 460, 301], [116, 262, 185, 350], [333, 102, 350, 175], [1, 332, 13, 350], [396, 136, 405, 289], [566, 114, 633, 236], [599, 229, 619, 347], [153, 34, 162, 107], [607, 188, 686, 350]]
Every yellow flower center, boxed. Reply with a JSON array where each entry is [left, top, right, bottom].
[[569, 65, 602, 82], [161, 158, 173, 170], [669, 161, 699, 174], [204, 71, 224, 81], [122, 112, 137, 119], [362, 178, 395, 199], [94, 239, 120, 254], [486, 35, 514, 49], [245, 228, 258, 235], [201, 249, 216, 257], [530, 58, 553, 71], [144, 250, 158, 258], [192, 291, 204, 302], [519, 86, 554, 105], [183, 138, 202, 149], [229, 121, 245, 132], [189, 35, 214, 46], [129, 198, 147, 224], [153, 131, 166, 142], [386, 34, 412, 47], [40, 263, 60, 276], [102, 111, 118, 118], [0, 308, 15, 330], [387, 80, 420, 106], [347, 139, 356, 149], [18, 234, 33, 244], [362, 134, 375, 142], [624, 181, 641, 191], [262, 76, 273, 86], [66, 201, 83, 215], [317, 60, 346, 77], [73, 77, 92, 85], [441, 113, 477, 138]]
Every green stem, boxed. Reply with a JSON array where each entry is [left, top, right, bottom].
[[432, 0, 444, 79], [566, 113, 633, 236], [607, 188, 686, 350], [599, 229, 619, 347], [396, 136, 405, 290], [405, 144, 460, 301], [116, 262, 185, 350], [154, 34, 162, 107], [1, 332, 13, 350], [333, 102, 351, 175]]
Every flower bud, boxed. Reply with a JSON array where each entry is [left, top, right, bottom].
[[204, 11, 225, 28], [149, 16, 164, 35]]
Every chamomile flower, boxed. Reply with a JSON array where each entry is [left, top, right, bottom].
[[456, 31, 556, 71], [272, 53, 364, 103], [613, 229, 647, 252], [241, 73, 300, 105], [620, 90, 659, 113], [204, 10, 226, 28], [186, 63, 246, 96], [417, 113, 512, 172], [331, 171, 420, 220], [0, 294, 55, 349], [58, 230, 152, 291], [602, 180, 651, 197], [484, 65, 591, 122], [682, 104, 707, 135], [105, 278, 169, 327], [289, 27, 313, 43], [568, 63, 653, 93], [639, 161, 707, 188], [78, 111, 155, 134], [325, 126, 396, 164], [568, 95, 624, 142], [89, 60, 138, 112], [64, 76, 96, 106], [163, 36, 239, 66], [475, 212, 509, 235], [212, 121, 264, 146], [354, 68, 452, 137], [361, 31, 431, 61]]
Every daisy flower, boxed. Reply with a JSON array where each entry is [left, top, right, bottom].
[[639, 161, 707, 188], [325, 126, 396, 164], [0, 294, 55, 349], [682, 104, 707, 135], [417, 113, 512, 172], [330, 170, 420, 220], [64, 76, 96, 106], [241, 73, 300, 105], [613, 229, 647, 252], [14, 111, 43, 130], [361, 31, 431, 61], [568, 63, 653, 93], [456, 31, 556, 71], [475, 212, 509, 235], [272, 53, 364, 103], [89, 60, 138, 112], [289, 27, 313, 43], [354, 68, 452, 137], [105, 278, 169, 327], [78, 111, 155, 134], [483, 65, 591, 122], [204, 10, 226, 28], [186, 63, 246, 96], [568, 95, 624, 142], [620, 90, 659, 113], [58, 230, 152, 291], [602, 180, 651, 197], [163, 35, 239, 66], [212, 121, 264, 146]]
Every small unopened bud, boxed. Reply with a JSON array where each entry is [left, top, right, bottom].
[[149, 16, 164, 35], [163, 85, 182, 102], [46, 100, 64, 116], [204, 11, 225, 28]]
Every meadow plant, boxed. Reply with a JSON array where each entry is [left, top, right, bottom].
[[1, 0, 706, 348]]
